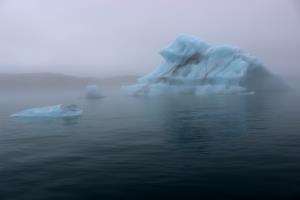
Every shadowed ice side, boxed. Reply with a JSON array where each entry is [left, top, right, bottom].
[[124, 35, 290, 96], [10, 104, 82, 118]]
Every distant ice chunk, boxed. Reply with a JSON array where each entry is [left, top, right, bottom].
[[11, 104, 82, 118], [124, 34, 289, 96], [85, 85, 103, 99]]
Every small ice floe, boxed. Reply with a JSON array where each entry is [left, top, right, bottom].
[[85, 85, 103, 99], [11, 104, 82, 118]]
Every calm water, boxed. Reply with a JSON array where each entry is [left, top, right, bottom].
[[1, 88, 300, 199]]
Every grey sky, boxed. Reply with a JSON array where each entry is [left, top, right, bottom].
[[0, 0, 299, 77]]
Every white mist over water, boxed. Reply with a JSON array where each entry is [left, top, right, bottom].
[[0, 0, 299, 78]]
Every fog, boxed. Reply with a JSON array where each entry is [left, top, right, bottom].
[[0, 0, 299, 78]]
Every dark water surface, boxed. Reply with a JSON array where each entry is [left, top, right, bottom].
[[1, 88, 300, 199]]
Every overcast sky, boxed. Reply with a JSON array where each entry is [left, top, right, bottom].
[[0, 0, 299, 77]]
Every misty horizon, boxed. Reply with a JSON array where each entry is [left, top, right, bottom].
[[1, 0, 300, 78]]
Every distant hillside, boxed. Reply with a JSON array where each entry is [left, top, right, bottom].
[[0, 73, 138, 91]]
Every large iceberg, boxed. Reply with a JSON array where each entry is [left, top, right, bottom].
[[125, 35, 288, 95], [85, 85, 103, 99], [11, 104, 82, 118]]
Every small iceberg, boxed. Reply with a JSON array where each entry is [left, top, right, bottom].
[[85, 85, 103, 99], [11, 104, 82, 118]]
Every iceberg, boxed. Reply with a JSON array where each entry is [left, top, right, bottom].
[[125, 35, 289, 95], [11, 104, 82, 118], [85, 85, 103, 99]]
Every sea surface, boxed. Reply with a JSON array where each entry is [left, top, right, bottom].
[[1, 87, 300, 199]]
